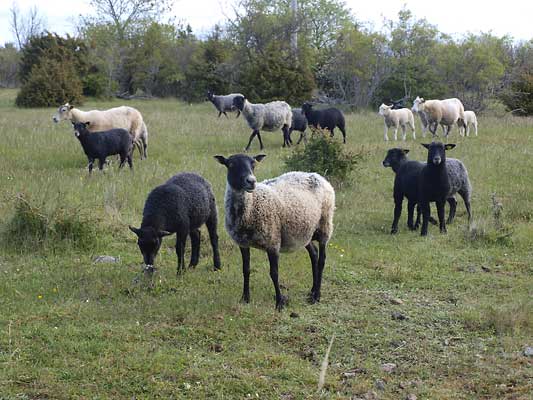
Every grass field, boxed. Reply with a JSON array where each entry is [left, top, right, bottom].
[[0, 89, 532, 399]]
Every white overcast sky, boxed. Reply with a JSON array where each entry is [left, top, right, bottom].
[[1, 0, 532, 45]]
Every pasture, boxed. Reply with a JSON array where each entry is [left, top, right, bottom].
[[0, 89, 532, 399]]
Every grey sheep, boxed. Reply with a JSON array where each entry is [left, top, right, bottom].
[[233, 95, 293, 150], [129, 172, 221, 275], [289, 108, 308, 144], [215, 153, 335, 311], [207, 90, 244, 118]]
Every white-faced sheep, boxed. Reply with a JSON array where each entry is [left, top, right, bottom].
[[412, 96, 466, 137], [129, 172, 221, 275], [207, 90, 244, 118], [53, 103, 148, 159], [460, 110, 478, 137], [378, 103, 416, 141], [214, 153, 335, 311], [233, 95, 293, 150]]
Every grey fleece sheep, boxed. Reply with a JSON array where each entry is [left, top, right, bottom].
[[215, 153, 335, 311], [289, 108, 308, 144], [233, 95, 293, 150], [129, 172, 221, 275], [207, 90, 244, 118]]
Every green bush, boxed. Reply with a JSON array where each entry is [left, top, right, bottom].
[[284, 131, 362, 185], [15, 57, 83, 107]]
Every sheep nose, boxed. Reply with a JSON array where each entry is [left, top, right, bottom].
[[433, 157, 441, 165], [246, 176, 256, 186]]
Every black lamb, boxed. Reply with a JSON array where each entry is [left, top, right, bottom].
[[129, 172, 221, 275], [383, 148, 454, 234], [288, 108, 308, 144], [419, 142, 472, 236], [72, 121, 133, 174], [301, 102, 346, 143]]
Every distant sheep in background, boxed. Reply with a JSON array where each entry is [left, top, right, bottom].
[[206, 91, 244, 118], [379, 103, 416, 141], [53, 103, 148, 159], [412, 96, 466, 137], [288, 108, 308, 144], [460, 111, 478, 136], [301, 103, 346, 143], [233, 95, 293, 150]]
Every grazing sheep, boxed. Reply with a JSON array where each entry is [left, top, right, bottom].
[[412, 96, 466, 137], [214, 153, 335, 311], [53, 103, 148, 159], [382, 148, 456, 233], [460, 110, 478, 137], [72, 121, 133, 174], [206, 90, 244, 118], [129, 172, 221, 275], [233, 95, 293, 150], [388, 96, 408, 109], [378, 103, 416, 141], [418, 142, 472, 236], [301, 102, 346, 143], [288, 108, 308, 144]]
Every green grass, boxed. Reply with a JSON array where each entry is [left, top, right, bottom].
[[0, 90, 532, 399]]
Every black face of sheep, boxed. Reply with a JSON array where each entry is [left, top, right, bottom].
[[232, 95, 246, 111], [72, 121, 90, 137], [214, 153, 266, 192], [422, 142, 455, 166], [129, 226, 172, 269], [301, 102, 313, 114], [382, 148, 409, 168], [206, 90, 214, 101]]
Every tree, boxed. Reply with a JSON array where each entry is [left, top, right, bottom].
[[9, 2, 47, 49], [0, 43, 20, 88]]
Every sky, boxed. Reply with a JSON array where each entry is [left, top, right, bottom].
[[1, 0, 533, 45]]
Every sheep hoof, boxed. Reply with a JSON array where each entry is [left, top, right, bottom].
[[429, 217, 438, 225], [440, 228, 447, 234], [276, 295, 289, 311], [390, 228, 398, 234], [307, 292, 320, 304], [240, 294, 250, 304]]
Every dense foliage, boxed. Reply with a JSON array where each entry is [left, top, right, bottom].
[[3, 0, 533, 113]]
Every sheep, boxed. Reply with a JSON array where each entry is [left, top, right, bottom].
[[288, 107, 308, 144], [71, 122, 133, 174], [412, 96, 466, 137], [53, 103, 148, 159], [388, 96, 408, 109], [460, 110, 478, 137], [382, 148, 457, 233], [206, 90, 244, 118], [378, 103, 416, 141], [301, 102, 346, 143], [214, 153, 335, 311], [233, 95, 293, 150], [418, 142, 472, 236], [129, 172, 221, 275]]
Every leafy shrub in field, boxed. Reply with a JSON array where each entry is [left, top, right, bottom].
[[15, 57, 83, 107], [284, 131, 362, 185], [2, 193, 99, 252]]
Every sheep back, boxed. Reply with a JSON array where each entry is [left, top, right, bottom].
[[243, 101, 292, 131], [446, 158, 472, 198], [76, 127, 132, 159]]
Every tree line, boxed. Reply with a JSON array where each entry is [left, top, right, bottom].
[[1, 0, 532, 114]]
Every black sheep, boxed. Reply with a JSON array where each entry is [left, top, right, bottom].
[[72, 121, 133, 174], [301, 102, 346, 143], [419, 142, 468, 236], [383, 148, 454, 234], [388, 96, 408, 109], [129, 172, 221, 275], [288, 108, 308, 144]]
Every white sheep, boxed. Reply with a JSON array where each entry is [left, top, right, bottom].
[[412, 96, 466, 138], [459, 110, 478, 137], [53, 103, 148, 159], [214, 153, 335, 311], [378, 103, 416, 141], [233, 95, 293, 150]]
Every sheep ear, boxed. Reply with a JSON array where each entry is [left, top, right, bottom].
[[445, 144, 456, 150], [158, 230, 172, 237], [214, 155, 227, 166], [254, 154, 267, 163], [402, 149, 410, 154], [69, 105, 74, 110], [421, 143, 430, 149], [129, 226, 142, 236]]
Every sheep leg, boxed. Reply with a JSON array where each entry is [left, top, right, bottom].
[[297, 130, 306, 144], [384, 124, 389, 141], [141, 137, 148, 159], [414, 204, 422, 229], [407, 200, 417, 231], [401, 125, 407, 141], [98, 159, 106, 171], [240, 247, 251, 303], [391, 195, 403, 234], [87, 158, 94, 174], [437, 200, 447, 233], [458, 190, 472, 223], [329, 127, 335, 138], [429, 122, 438, 137], [127, 154, 133, 170], [236, 110, 241, 118], [188, 229, 201, 268], [282, 126, 291, 148], [175, 234, 187, 275], [393, 127, 398, 141], [305, 243, 319, 303], [267, 249, 287, 311], [118, 154, 126, 169], [474, 122, 478, 136], [313, 242, 327, 303], [223, 111, 229, 119], [447, 197, 457, 224], [206, 217, 221, 271], [217, 111, 222, 118], [256, 131, 264, 150], [420, 201, 430, 236], [245, 130, 259, 151]]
